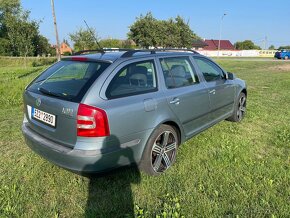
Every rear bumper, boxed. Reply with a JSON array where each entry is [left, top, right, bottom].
[[22, 123, 137, 173]]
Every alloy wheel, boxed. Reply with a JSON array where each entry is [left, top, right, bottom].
[[151, 130, 177, 173], [237, 95, 246, 121]]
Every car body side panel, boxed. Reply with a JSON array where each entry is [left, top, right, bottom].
[[155, 55, 212, 138], [162, 84, 211, 137], [191, 56, 237, 124], [206, 79, 236, 121]]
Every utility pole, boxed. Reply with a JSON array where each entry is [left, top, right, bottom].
[[218, 13, 227, 57], [51, 0, 61, 61]]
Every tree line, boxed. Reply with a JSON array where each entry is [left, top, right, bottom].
[[1, 1, 289, 58], [68, 27, 137, 51], [68, 12, 200, 51], [0, 0, 55, 57], [233, 40, 288, 50]]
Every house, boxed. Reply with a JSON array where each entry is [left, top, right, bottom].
[[203, 39, 235, 50], [192, 39, 208, 50], [59, 42, 72, 55]]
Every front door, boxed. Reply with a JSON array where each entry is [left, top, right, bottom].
[[159, 56, 211, 137], [193, 57, 235, 123]]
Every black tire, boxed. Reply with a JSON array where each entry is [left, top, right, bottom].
[[139, 124, 179, 176], [227, 92, 246, 122], [284, 56, 289, 60]]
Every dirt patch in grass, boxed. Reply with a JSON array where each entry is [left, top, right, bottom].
[[270, 64, 290, 72]]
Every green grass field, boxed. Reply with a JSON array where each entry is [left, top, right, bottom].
[[0, 58, 289, 217]]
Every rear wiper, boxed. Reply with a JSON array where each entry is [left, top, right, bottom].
[[38, 87, 63, 98]]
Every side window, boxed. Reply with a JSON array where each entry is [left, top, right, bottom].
[[194, 57, 224, 82], [160, 57, 199, 89], [106, 60, 157, 99]]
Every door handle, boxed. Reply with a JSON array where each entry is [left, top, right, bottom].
[[170, 98, 180, 105], [209, 89, 216, 94]]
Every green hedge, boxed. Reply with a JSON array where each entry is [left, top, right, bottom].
[[0, 57, 57, 67]]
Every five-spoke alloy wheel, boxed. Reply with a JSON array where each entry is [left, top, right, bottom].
[[237, 94, 246, 121], [139, 125, 179, 175], [151, 130, 177, 173], [227, 92, 247, 122]]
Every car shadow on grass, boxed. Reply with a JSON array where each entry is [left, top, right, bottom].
[[82, 136, 141, 218]]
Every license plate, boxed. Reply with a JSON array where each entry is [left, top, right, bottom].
[[32, 107, 56, 127]]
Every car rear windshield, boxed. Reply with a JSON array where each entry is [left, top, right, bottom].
[[27, 60, 110, 102]]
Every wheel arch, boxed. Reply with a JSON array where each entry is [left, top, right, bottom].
[[162, 120, 184, 145], [241, 88, 247, 96], [142, 119, 185, 156]]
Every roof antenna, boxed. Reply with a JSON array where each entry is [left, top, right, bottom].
[[84, 20, 102, 50]]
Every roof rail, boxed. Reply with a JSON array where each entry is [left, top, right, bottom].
[[73, 48, 134, 55], [120, 48, 199, 58], [121, 49, 156, 58], [154, 48, 199, 54], [72, 48, 200, 57]]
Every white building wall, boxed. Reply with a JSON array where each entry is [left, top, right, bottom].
[[198, 50, 276, 57]]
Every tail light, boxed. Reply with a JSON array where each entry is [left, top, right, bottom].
[[77, 103, 110, 137]]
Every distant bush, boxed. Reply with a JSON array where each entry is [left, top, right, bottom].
[[0, 57, 56, 67], [32, 58, 57, 67], [62, 51, 72, 56]]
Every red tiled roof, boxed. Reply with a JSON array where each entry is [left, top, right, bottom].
[[203, 39, 235, 50], [192, 39, 208, 48]]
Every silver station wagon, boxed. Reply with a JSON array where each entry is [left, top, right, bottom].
[[22, 49, 247, 175]]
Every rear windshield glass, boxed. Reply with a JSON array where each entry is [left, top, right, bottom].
[[27, 60, 110, 102]]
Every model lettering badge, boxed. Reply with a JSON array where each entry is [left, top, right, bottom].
[[62, 107, 73, 117]]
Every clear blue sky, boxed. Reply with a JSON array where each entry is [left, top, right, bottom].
[[22, 0, 289, 48]]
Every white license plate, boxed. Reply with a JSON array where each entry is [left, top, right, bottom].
[[32, 107, 56, 127]]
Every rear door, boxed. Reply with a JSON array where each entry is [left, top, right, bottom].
[[98, 58, 162, 145], [159, 56, 211, 137], [24, 60, 110, 148], [193, 57, 235, 123]]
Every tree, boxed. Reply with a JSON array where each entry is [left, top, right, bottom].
[[278, 45, 290, 50], [0, 0, 20, 13], [128, 13, 200, 48], [268, 45, 275, 50], [0, 0, 20, 38], [175, 16, 200, 48], [34, 35, 52, 56], [234, 40, 261, 50], [97, 38, 137, 49], [0, 0, 52, 57], [99, 38, 122, 48], [121, 39, 136, 49], [0, 37, 9, 55], [128, 12, 159, 48], [69, 27, 98, 51], [5, 11, 39, 58]]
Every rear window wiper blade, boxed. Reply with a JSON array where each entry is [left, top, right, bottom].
[[38, 87, 64, 98]]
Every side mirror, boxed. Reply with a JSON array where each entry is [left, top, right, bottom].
[[227, 72, 236, 80]]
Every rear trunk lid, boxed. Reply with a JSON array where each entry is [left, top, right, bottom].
[[23, 59, 110, 148], [24, 91, 79, 148]]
